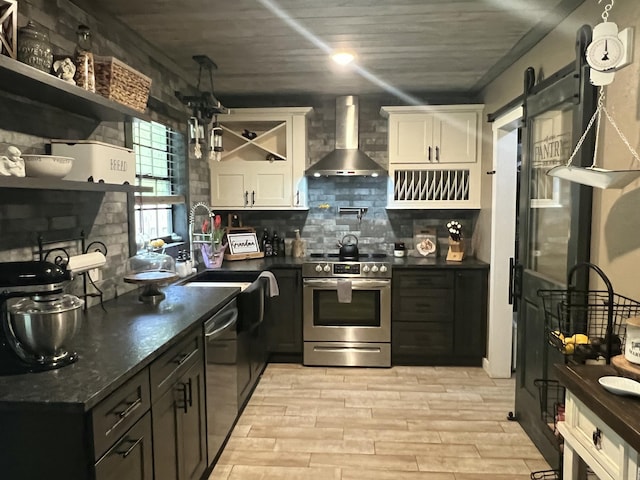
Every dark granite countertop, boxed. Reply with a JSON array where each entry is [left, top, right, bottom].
[[554, 363, 640, 453], [205, 255, 488, 271], [0, 285, 239, 412]]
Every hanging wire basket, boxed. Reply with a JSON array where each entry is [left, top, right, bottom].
[[528, 379, 565, 480], [538, 263, 640, 363]]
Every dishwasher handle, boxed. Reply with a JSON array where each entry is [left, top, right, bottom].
[[205, 307, 238, 339]]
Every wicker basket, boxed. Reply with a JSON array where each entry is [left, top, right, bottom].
[[94, 56, 151, 112]]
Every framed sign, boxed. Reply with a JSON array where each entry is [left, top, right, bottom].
[[226, 232, 260, 255]]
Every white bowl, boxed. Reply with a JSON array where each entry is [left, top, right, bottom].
[[22, 154, 74, 179]]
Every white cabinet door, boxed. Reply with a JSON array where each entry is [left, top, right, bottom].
[[254, 171, 291, 207], [211, 170, 249, 207], [390, 114, 434, 163], [435, 111, 478, 164]]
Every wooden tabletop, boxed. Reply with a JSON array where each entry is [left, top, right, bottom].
[[554, 363, 640, 453]]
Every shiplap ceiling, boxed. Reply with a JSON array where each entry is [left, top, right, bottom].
[[84, 0, 586, 97]]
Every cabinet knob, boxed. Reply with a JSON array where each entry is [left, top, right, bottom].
[[428, 146, 432, 161], [244, 191, 249, 206], [251, 190, 256, 205], [435, 146, 440, 162]]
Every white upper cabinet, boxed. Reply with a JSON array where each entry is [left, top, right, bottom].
[[381, 105, 484, 209], [210, 107, 312, 209]]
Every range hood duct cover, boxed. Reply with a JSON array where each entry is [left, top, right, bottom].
[[305, 96, 386, 177]]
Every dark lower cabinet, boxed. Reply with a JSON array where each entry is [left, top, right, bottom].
[[95, 412, 154, 480], [265, 268, 302, 359], [152, 332, 207, 480], [392, 267, 488, 365], [453, 269, 488, 361]]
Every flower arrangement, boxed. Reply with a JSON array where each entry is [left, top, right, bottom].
[[201, 214, 225, 246]]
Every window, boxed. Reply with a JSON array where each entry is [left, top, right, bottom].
[[132, 119, 185, 240]]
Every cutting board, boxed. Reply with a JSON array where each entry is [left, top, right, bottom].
[[611, 355, 640, 382]]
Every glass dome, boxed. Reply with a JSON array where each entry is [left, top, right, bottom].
[[125, 249, 176, 276]]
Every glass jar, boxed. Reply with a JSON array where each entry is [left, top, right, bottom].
[[73, 25, 95, 92], [17, 21, 53, 73]]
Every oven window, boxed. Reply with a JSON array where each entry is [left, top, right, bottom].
[[313, 290, 381, 327]]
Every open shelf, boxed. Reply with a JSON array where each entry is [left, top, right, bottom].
[[0, 176, 151, 193], [220, 121, 287, 161], [0, 54, 149, 121]]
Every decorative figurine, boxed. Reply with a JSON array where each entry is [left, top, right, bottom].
[[0, 146, 25, 177], [53, 57, 76, 84]]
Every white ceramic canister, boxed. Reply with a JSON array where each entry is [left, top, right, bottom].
[[624, 316, 640, 364]]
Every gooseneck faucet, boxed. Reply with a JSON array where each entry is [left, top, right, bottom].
[[189, 202, 214, 263]]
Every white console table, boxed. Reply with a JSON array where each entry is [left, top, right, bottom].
[[555, 365, 640, 480]]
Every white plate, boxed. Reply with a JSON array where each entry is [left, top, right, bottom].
[[598, 376, 640, 397], [416, 239, 436, 256]]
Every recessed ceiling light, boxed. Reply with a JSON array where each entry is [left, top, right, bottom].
[[331, 52, 354, 65]]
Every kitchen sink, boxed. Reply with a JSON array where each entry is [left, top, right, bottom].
[[182, 270, 263, 291]]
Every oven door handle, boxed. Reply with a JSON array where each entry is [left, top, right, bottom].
[[303, 279, 390, 289]]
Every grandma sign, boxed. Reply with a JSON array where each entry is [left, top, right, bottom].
[[227, 232, 260, 255]]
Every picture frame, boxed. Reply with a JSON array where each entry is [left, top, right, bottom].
[[413, 227, 437, 257], [226, 232, 260, 256]]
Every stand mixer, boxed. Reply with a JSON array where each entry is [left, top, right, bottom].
[[0, 261, 83, 374]]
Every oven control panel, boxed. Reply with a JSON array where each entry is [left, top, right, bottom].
[[334, 263, 360, 275], [302, 262, 391, 278]]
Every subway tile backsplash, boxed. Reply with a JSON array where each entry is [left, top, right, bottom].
[[216, 175, 478, 257]]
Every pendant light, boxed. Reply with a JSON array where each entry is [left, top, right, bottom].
[[175, 55, 229, 159], [209, 116, 223, 162]]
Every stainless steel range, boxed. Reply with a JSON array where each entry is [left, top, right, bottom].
[[302, 255, 391, 367]]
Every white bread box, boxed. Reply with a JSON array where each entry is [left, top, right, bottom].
[[50, 140, 136, 185]]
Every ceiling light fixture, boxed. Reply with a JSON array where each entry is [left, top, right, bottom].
[[331, 52, 354, 65]]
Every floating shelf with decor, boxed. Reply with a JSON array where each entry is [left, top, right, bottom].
[[0, 175, 151, 193], [0, 54, 149, 121]]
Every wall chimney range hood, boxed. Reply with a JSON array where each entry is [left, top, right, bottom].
[[305, 96, 386, 177]]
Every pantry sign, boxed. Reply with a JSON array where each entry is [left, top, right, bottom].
[[531, 110, 572, 168]]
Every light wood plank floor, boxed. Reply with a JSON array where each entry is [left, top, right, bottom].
[[209, 364, 552, 480]]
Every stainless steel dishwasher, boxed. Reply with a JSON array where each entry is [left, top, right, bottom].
[[203, 297, 239, 465]]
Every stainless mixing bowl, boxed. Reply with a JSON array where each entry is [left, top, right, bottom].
[[8, 294, 84, 357]]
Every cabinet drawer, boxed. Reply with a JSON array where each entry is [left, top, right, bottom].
[[95, 411, 153, 480], [564, 391, 627, 479], [393, 271, 454, 292], [392, 321, 453, 355], [92, 368, 151, 461], [150, 331, 202, 401], [394, 291, 453, 322]]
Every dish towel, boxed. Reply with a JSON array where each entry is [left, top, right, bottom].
[[258, 271, 280, 297], [337, 279, 352, 303]]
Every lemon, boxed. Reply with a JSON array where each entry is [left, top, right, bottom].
[[564, 343, 575, 355], [565, 334, 576, 344], [574, 334, 589, 344]]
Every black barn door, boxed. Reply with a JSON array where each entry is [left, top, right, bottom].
[[514, 26, 596, 468]]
